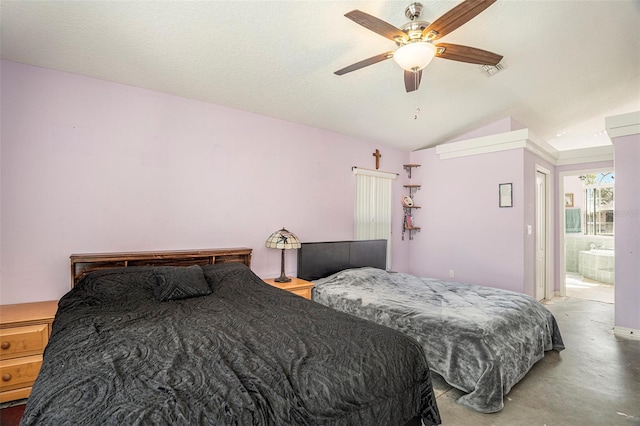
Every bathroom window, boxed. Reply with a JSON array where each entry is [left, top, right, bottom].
[[581, 173, 614, 236]]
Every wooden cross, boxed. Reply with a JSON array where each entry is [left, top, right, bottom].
[[372, 149, 382, 169]]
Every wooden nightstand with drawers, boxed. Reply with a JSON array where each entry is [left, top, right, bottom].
[[263, 277, 314, 300], [0, 300, 58, 403]]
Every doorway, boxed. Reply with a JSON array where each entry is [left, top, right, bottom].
[[560, 169, 615, 304]]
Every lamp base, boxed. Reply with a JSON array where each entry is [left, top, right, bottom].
[[274, 248, 291, 283], [274, 274, 292, 283]]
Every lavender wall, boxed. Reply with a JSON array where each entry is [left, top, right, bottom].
[[446, 117, 527, 143], [0, 60, 412, 304], [3, 60, 637, 331], [407, 147, 527, 293], [612, 134, 640, 330]]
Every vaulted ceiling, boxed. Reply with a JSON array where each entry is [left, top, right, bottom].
[[2, 1, 639, 152]]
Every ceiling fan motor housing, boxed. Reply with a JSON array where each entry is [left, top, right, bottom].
[[400, 21, 431, 44], [405, 2, 424, 20]]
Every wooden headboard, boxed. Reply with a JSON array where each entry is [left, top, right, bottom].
[[70, 248, 252, 287]]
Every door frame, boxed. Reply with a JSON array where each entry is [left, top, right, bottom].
[[557, 164, 616, 297], [535, 165, 552, 300], [558, 167, 613, 297]]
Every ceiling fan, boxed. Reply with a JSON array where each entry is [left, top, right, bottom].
[[334, 0, 503, 92]]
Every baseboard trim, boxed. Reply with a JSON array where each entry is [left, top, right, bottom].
[[612, 326, 640, 340]]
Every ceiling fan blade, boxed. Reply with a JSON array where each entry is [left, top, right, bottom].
[[422, 0, 497, 40], [334, 51, 394, 75], [345, 10, 408, 42], [404, 70, 423, 92], [435, 43, 503, 65]]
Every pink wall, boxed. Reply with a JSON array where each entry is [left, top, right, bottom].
[[2, 61, 637, 330], [407, 147, 527, 293], [612, 134, 640, 330], [0, 60, 412, 304], [565, 175, 585, 213], [447, 117, 527, 143]]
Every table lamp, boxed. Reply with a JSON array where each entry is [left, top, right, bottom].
[[265, 227, 301, 282]]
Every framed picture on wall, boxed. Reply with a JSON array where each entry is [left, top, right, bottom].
[[565, 193, 574, 207], [499, 183, 513, 208]]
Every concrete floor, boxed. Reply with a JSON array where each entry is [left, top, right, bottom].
[[431, 297, 640, 426]]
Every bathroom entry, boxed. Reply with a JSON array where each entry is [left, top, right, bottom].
[[563, 171, 615, 303]]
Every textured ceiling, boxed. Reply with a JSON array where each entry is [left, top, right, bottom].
[[1, 1, 639, 152]]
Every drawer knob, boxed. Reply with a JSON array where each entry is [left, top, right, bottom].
[[0, 341, 9, 350], [2, 373, 11, 382]]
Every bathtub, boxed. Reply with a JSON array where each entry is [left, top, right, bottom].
[[578, 249, 615, 284], [588, 249, 614, 256]]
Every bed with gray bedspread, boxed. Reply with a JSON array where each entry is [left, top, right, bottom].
[[21, 263, 441, 425], [312, 267, 565, 413]]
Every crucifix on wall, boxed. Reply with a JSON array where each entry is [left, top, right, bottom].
[[372, 149, 382, 169]]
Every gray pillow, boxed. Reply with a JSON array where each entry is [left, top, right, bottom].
[[154, 265, 211, 301]]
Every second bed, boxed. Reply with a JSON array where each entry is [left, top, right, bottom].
[[298, 240, 565, 413]]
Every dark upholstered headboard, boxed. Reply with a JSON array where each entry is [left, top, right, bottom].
[[297, 240, 387, 281]]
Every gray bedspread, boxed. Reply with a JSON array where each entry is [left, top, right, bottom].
[[21, 263, 440, 425], [312, 268, 565, 413]]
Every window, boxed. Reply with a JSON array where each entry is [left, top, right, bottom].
[[581, 173, 614, 236], [353, 167, 396, 269]]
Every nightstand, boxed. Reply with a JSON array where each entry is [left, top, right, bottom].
[[0, 300, 58, 403], [263, 277, 314, 300]]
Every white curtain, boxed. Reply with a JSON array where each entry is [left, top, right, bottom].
[[353, 167, 396, 269]]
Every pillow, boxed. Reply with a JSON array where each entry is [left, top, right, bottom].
[[153, 265, 211, 301]]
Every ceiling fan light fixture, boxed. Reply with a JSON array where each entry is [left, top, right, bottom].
[[393, 41, 436, 72]]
